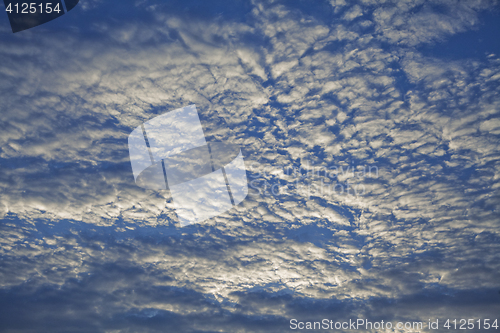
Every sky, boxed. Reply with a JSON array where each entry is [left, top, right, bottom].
[[0, 0, 500, 332]]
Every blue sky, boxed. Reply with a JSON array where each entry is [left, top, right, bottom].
[[0, 0, 500, 332]]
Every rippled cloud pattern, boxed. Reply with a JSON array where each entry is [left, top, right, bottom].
[[0, 0, 499, 332]]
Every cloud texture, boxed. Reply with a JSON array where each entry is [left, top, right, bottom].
[[0, 0, 499, 331]]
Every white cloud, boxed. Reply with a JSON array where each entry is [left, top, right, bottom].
[[0, 0, 500, 330]]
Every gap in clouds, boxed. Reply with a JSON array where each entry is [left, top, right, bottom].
[[419, 10, 500, 60]]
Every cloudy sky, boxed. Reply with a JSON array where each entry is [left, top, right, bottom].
[[1, 0, 499, 332]]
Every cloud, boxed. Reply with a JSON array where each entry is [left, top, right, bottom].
[[368, 0, 490, 46], [0, 0, 500, 331]]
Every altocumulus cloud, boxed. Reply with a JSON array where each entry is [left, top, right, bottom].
[[0, 0, 499, 332]]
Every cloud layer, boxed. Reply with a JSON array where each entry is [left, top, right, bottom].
[[0, 0, 499, 331]]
